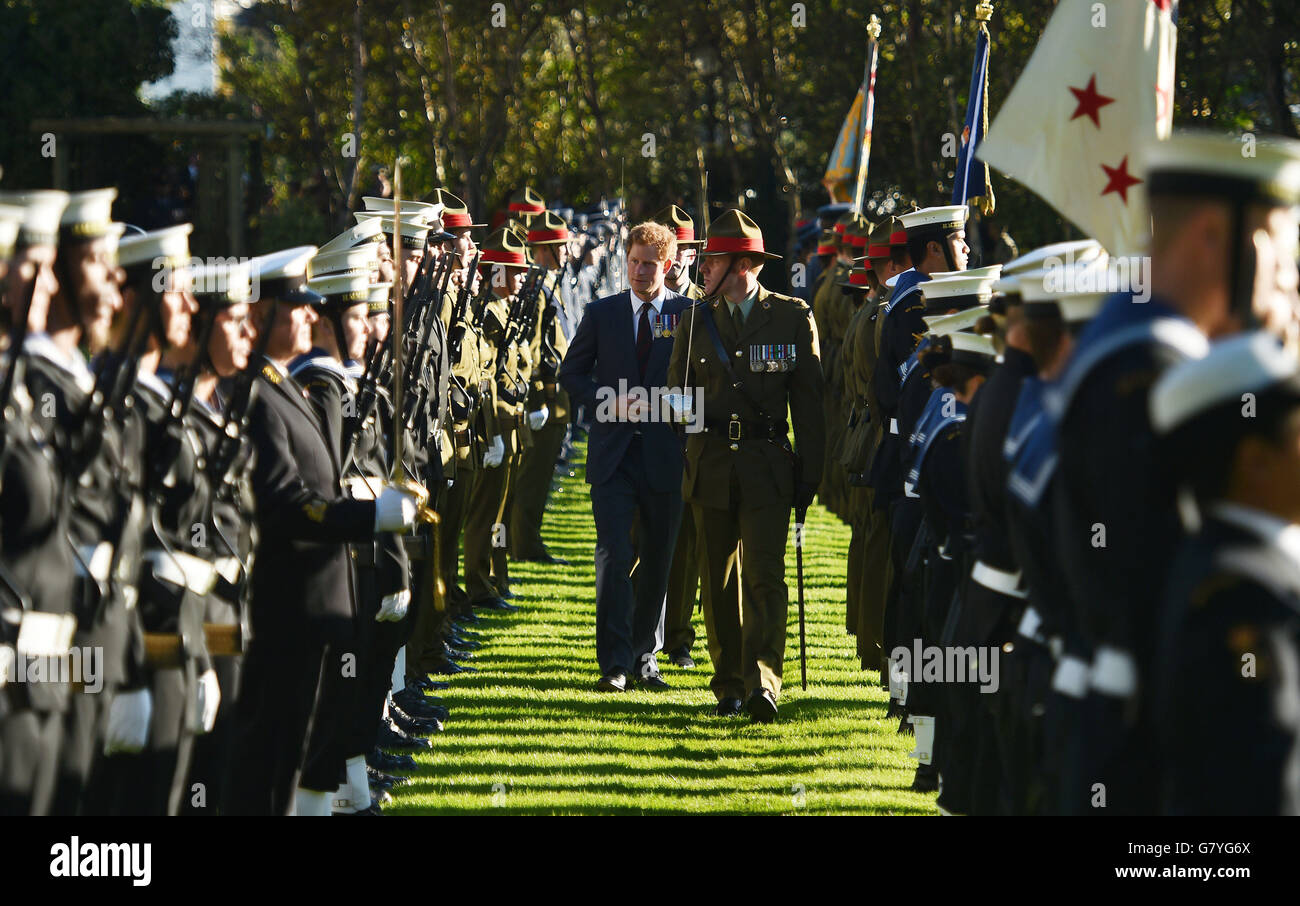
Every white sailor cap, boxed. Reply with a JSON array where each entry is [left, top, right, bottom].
[[0, 190, 69, 247], [117, 223, 193, 270], [250, 245, 322, 305], [356, 211, 431, 249], [362, 197, 443, 221], [318, 217, 386, 255], [307, 271, 371, 307], [899, 205, 968, 235], [1151, 331, 1299, 435], [367, 282, 393, 315], [309, 243, 378, 279], [59, 188, 118, 240], [1007, 252, 1112, 323], [919, 267, 1001, 309], [191, 260, 252, 306], [950, 331, 997, 362], [0, 203, 22, 257], [1143, 130, 1300, 207], [995, 240, 1106, 294], [924, 305, 988, 336]]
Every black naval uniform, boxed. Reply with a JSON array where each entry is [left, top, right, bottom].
[[112, 368, 216, 815], [225, 358, 376, 815], [1154, 508, 1300, 815], [954, 345, 1037, 814], [1051, 295, 1208, 813], [182, 389, 257, 814], [23, 336, 149, 815], [0, 376, 78, 816]]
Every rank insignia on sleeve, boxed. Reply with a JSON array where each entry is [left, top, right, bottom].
[[303, 499, 327, 523]]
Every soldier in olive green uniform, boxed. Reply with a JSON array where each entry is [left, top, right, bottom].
[[666, 210, 825, 723], [654, 205, 706, 667], [510, 211, 573, 564], [463, 228, 530, 610], [842, 218, 909, 672]]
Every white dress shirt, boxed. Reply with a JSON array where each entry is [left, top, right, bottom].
[[630, 286, 666, 344]]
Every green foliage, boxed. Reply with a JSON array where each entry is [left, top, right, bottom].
[[0, 0, 176, 188]]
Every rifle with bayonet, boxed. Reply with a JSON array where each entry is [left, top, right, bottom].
[[401, 250, 455, 436]]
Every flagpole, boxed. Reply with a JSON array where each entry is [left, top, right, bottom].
[[851, 14, 882, 215], [975, 0, 995, 214]]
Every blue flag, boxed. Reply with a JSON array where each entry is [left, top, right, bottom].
[[952, 27, 990, 206]]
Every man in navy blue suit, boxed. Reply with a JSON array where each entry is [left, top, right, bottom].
[[559, 221, 691, 691]]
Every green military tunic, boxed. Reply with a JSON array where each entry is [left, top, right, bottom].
[[667, 285, 826, 701]]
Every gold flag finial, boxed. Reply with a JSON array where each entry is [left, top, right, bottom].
[[867, 13, 881, 40], [975, 1, 994, 23]]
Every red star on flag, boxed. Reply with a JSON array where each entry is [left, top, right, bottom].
[[1069, 75, 1116, 128], [1101, 156, 1142, 204]]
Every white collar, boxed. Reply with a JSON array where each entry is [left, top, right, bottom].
[[136, 367, 172, 402], [1211, 502, 1300, 571], [630, 286, 667, 315], [24, 332, 94, 392]]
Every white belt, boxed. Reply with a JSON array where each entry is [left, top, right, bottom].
[[75, 542, 114, 583], [0, 645, 11, 688], [1016, 605, 1044, 643], [1052, 654, 1090, 699], [972, 560, 1028, 599], [144, 549, 218, 596], [889, 418, 899, 435], [1089, 645, 1138, 698], [213, 556, 241, 586], [16, 610, 77, 658], [344, 475, 386, 501]]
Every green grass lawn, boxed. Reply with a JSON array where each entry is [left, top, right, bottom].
[[388, 445, 937, 815]]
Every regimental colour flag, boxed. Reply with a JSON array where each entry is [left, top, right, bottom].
[[977, 0, 1178, 255]]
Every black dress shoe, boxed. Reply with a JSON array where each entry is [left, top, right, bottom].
[[367, 765, 409, 789], [595, 671, 627, 692], [713, 697, 744, 717], [669, 648, 696, 669], [427, 657, 475, 676], [518, 552, 568, 565], [390, 703, 444, 736], [632, 673, 670, 690], [441, 641, 475, 661], [745, 689, 778, 723], [471, 596, 518, 613], [447, 634, 481, 651], [498, 588, 518, 600], [367, 747, 415, 773], [393, 690, 449, 722], [335, 802, 383, 816], [911, 763, 940, 793], [378, 718, 432, 751]]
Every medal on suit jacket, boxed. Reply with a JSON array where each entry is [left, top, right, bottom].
[[652, 312, 680, 338], [749, 343, 797, 373]]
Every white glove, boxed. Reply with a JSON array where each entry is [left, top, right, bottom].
[[373, 486, 420, 532], [104, 687, 153, 755], [528, 406, 549, 430], [196, 669, 221, 734], [482, 435, 505, 468], [376, 588, 411, 622]]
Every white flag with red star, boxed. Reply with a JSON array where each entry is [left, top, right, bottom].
[[977, 0, 1177, 256]]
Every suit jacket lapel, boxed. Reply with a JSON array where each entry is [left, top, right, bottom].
[[646, 294, 685, 381], [616, 289, 640, 380]]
